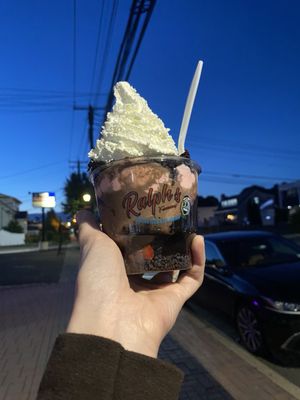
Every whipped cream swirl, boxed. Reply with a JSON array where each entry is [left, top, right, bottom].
[[88, 81, 178, 163]]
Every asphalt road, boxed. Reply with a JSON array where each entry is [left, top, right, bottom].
[[0, 249, 65, 285], [186, 300, 300, 388]]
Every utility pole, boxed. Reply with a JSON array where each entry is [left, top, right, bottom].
[[68, 160, 87, 174], [73, 104, 105, 148]]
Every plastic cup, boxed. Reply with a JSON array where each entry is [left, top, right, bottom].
[[90, 156, 200, 274]]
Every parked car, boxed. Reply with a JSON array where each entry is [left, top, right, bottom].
[[192, 231, 300, 358]]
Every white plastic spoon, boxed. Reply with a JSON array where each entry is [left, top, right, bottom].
[[178, 60, 203, 155]]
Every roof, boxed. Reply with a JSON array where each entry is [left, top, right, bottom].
[[238, 185, 276, 203], [0, 193, 22, 204], [205, 230, 274, 241]]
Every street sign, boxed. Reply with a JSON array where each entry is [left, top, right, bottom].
[[32, 192, 56, 208]]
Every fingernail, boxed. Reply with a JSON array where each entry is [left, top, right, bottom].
[[172, 270, 180, 283]]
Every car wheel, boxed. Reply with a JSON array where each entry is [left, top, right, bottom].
[[236, 305, 265, 355]]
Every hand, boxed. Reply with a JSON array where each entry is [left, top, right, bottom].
[[67, 210, 205, 358]]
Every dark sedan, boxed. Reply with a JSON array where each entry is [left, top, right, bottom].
[[192, 231, 300, 358]]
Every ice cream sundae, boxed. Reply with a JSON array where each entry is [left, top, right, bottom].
[[89, 82, 200, 274]]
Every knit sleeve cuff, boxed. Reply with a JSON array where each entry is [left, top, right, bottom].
[[37, 333, 183, 400]]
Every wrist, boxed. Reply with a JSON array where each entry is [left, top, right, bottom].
[[66, 304, 159, 358]]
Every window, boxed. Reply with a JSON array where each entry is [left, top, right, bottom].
[[217, 236, 300, 268], [205, 241, 225, 267]]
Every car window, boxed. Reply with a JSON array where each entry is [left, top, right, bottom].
[[205, 241, 225, 267], [217, 236, 300, 268]]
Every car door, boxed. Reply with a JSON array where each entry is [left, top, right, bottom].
[[194, 240, 236, 315]]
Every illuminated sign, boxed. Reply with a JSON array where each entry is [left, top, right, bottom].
[[32, 192, 56, 208], [221, 198, 238, 208]]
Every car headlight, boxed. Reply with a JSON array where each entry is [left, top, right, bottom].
[[263, 297, 300, 312], [273, 301, 300, 312]]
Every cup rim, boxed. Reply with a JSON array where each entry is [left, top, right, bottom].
[[89, 155, 201, 181]]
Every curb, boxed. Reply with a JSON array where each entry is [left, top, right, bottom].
[[181, 304, 300, 400]]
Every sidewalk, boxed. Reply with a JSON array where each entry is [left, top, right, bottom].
[[0, 242, 77, 255], [0, 247, 299, 400]]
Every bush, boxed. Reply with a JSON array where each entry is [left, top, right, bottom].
[[25, 233, 41, 244], [3, 220, 24, 233]]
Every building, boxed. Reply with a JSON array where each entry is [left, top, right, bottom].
[[15, 211, 28, 234], [0, 194, 22, 230], [197, 196, 219, 227], [215, 185, 277, 227], [278, 181, 300, 209]]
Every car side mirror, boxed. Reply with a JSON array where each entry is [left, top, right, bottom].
[[206, 263, 232, 276]]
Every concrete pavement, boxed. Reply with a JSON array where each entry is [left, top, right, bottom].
[[0, 246, 299, 400]]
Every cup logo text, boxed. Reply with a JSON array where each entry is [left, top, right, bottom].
[[122, 184, 182, 218]]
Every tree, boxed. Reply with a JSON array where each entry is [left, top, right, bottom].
[[46, 209, 60, 232], [289, 209, 300, 233], [247, 199, 262, 226], [198, 195, 219, 207], [62, 172, 95, 216], [3, 220, 24, 233]]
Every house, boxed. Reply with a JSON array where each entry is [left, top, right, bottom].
[[15, 211, 28, 234], [278, 180, 300, 209], [215, 185, 277, 227], [0, 193, 22, 229], [197, 196, 219, 227]]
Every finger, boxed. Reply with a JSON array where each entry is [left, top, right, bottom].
[[166, 235, 205, 304], [76, 210, 120, 260], [76, 209, 99, 231], [128, 274, 162, 291], [151, 271, 174, 284], [76, 210, 104, 247]]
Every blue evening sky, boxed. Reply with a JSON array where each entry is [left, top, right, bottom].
[[0, 0, 300, 213]]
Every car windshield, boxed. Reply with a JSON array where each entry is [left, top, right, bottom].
[[216, 236, 300, 268]]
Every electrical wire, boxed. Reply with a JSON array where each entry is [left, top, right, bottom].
[[190, 137, 300, 158], [89, 0, 106, 103], [125, 0, 156, 80], [0, 161, 66, 180], [203, 170, 294, 182], [190, 142, 300, 161], [94, 0, 119, 107], [77, 120, 89, 160], [103, 0, 156, 119], [73, 0, 77, 106], [69, 0, 78, 164]]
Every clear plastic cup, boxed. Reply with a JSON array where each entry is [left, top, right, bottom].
[[90, 156, 200, 274]]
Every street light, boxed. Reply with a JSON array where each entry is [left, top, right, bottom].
[[82, 193, 91, 203]]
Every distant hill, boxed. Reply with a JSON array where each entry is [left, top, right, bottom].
[[28, 212, 69, 222]]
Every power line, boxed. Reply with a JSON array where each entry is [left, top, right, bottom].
[[0, 107, 70, 114], [125, 0, 156, 80], [0, 88, 106, 97], [69, 0, 77, 164], [68, 112, 75, 162], [0, 161, 66, 180], [73, 0, 77, 105], [190, 142, 300, 162], [89, 0, 106, 102], [94, 0, 119, 106], [103, 0, 157, 118], [190, 137, 300, 158], [78, 121, 88, 160], [69, 160, 88, 175], [74, 1, 117, 153], [203, 170, 295, 182]]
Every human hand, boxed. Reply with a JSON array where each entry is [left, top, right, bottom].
[[66, 210, 205, 358]]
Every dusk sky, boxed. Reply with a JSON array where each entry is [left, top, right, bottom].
[[1, 0, 300, 213]]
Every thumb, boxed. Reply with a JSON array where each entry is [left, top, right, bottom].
[[165, 235, 205, 305]]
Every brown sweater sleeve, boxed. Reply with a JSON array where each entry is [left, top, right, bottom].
[[37, 333, 183, 400]]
